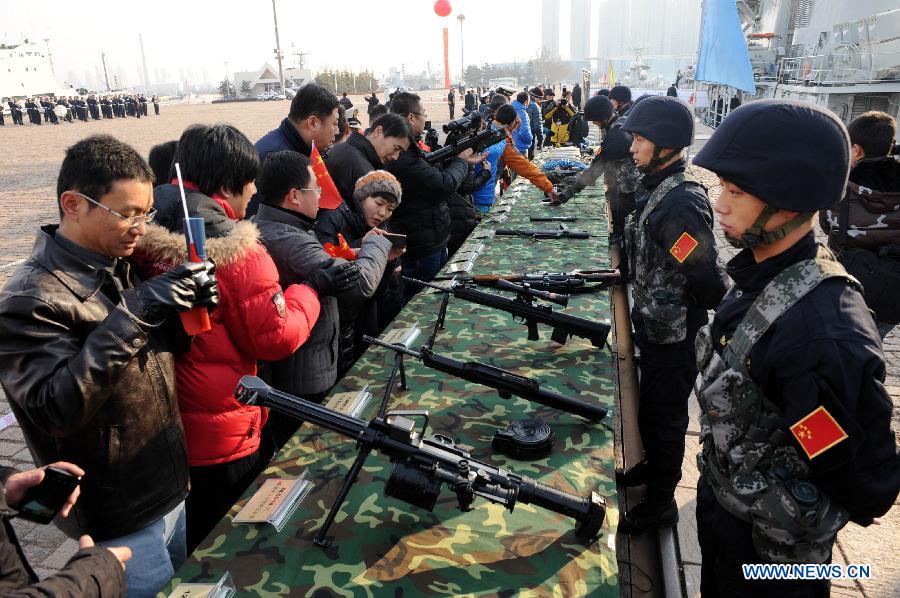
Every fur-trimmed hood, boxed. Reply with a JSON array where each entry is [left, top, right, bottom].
[[136, 220, 261, 268]]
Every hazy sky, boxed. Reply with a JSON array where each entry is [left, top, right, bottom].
[[2, 0, 592, 85]]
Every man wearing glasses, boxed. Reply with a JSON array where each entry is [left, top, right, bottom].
[[387, 92, 484, 299], [0, 135, 217, 597]]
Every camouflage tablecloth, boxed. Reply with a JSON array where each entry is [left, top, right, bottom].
[[162, 180, 619, 597]]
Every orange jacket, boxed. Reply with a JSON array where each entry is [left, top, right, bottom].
[[501, 133, 553, 193]]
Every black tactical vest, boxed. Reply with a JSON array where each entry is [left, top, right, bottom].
[[695, 246, 857, 563], [625, 171, 698, 344]]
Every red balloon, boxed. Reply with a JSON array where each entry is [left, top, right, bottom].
[[434, 0, 452, 17]]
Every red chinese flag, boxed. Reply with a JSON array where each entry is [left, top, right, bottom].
[[310, 142, 343, 210], [322, 233, 357, 261], [669, 231, 699, 263], [790, 406, 848, 459]]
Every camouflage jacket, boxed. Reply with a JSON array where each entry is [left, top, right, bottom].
[[820, 156, 900, 252]]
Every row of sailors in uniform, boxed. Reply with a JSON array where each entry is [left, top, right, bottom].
[[2, 94, 160, 125]]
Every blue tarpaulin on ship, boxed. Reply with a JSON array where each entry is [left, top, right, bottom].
[[695, 0, 756, 95]]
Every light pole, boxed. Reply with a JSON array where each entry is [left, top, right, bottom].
[[457, 14, 465, 85], [271, 0, 285, 94]]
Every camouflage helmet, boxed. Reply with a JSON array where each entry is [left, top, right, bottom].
[[693, 99, 850, 212]]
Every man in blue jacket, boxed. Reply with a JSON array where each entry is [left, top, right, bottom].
[[249, 84, 340, 216], [510, 92, 533, 155]]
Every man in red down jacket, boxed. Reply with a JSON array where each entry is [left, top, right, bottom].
[[133, 124, 338, 552]]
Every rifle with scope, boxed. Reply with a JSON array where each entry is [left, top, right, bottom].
[[362, 334, 607, 421], [423, 113, 507, 165], [463, 269, 621, 293], [235, 375, 606, 547], [404, 276, 611, 347]]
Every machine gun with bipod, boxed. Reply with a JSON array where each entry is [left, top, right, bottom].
[[235, 376, 606, 547]]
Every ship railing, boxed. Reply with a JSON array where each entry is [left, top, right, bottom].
[[777, 50, 900, 86]]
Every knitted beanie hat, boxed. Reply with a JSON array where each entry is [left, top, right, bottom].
[[353, 170, 402, 205]]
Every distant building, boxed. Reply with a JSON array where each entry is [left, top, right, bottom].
[[0, 40, 70, 99], [570, 0, 591, 72], [542, 0, 561, 58], [233, 63, 312, 98]]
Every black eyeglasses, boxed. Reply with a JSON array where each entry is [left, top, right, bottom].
[[411, 112, 428, 119]]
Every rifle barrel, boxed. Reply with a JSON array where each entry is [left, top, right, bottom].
[[420, 349, 606, 421], [235, 376, 366, 438]]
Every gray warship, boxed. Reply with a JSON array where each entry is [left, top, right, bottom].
[[701, 0, 899, 126]]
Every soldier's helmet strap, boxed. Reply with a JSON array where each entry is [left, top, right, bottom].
[[726, 205, 816, 249]]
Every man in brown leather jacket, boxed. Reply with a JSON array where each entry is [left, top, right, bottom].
[[0, 135, 217, 598]]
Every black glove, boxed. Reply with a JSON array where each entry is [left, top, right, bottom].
[[193, 260, 219, 314], [304, 260, 359, 296], [129, 262, 204, 323], [556, 184, 575, 204]]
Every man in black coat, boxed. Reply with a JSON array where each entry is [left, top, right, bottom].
[[325, 113, 410, 202], [385, 92, 484, 294], [464, 89, 475, 112], [24, 99, 41, 125], [250, 84, 340, 217], [571, 82, 582, 110]]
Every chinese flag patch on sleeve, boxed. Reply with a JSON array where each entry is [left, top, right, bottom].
[[790, 406, 848, 459], [669, 231, 699, 263]]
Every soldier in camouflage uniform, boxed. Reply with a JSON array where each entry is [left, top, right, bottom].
[[692, 99, 900, 596], [555, 95, 641, 245], [616, 96, 729, 534]]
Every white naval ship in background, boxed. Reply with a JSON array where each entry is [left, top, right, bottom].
[[701, 0, 900, 126]]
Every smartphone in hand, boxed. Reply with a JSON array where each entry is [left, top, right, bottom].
[[382, 232, 407, 249], [15, 466, 81, 524]]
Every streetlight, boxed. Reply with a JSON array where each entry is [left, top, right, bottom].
[[457, 14, 465, 84]]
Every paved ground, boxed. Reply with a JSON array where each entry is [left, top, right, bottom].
[[675, 124, 900, 598], [0, 104, 896, 593]]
